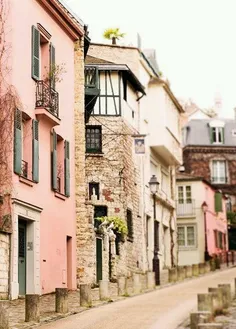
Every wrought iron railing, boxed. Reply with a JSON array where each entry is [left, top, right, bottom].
[[85, 67, 98, 89], [35, 80, 59, 117], [176, 199, 195, 217], [211, 176, 228, 184], [21, 160, 28, 179]]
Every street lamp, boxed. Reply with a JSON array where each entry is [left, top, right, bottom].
[[149, 175, 160, 285], [202, 201, 210, 261]]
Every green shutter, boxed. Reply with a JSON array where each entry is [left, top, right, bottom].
[[14, 109, 22, 175], [31, 26, 40, 80], [215, 192, 222, 212], [210, 127, 214, 144], [51, 130, 57, 190], [222, 128, 225, 144], [64, 140, 70, 197], [32, 120, 39, 182], [50, 43, 56, 89]]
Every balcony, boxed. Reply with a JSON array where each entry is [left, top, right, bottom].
[[177, 199, 196, 217], [149, 127, 182, 165], [35, 80, 60, 126], [85, 66, 100, 123]]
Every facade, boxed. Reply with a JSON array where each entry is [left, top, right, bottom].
[[176, 174, 228, 266], [0, 0, 85, 299], [76, 43, 183, 285]]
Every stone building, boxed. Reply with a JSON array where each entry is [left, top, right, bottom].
[[76, 43, 183, 285]]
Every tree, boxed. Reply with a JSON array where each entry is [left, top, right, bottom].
[[103, 28, 125, 45]]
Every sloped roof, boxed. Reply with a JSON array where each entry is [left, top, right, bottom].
[[85, 55, 114, 65]]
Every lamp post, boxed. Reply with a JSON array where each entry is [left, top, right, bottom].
[[202, 201, 210, 261], [149, 175, 160, 285]]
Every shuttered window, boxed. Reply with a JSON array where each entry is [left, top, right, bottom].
[[32, 120, 39, 182], [215, 192, 223, 213], [50, 43, 56, 89], [51, 130, 57, 190], [64, 140, 70, 197], [31, 26, 40, 80], [14, 109, 22, 175]]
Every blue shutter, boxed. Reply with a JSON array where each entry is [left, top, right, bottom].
[[31, 26, 40, 80], [14, 109, 22, 175], [64, 140, 70, 197], [50, 43, 56, 89], [51, 130, 57, 190], [32, 120, 39, 182]]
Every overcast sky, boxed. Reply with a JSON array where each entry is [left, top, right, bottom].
[[65, 0, 236, 118]]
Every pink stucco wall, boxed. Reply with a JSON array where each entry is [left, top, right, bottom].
[[204, 183, 228, 256], [6, 0, 77, 294]]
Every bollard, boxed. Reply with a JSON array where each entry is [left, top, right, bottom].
[[218, 284, 231, 308], [99, 280, 109, 300], [190, 311, 211, 329], [0, 302, 9, 329], [215, 256, 221, 270], [146, 271, 155, 290], [210, 259, 216, 271], [192, 264, 199, 277], [198, 293, 213, 314], [198, 324, 223, 328], [199, 263, 205, 275], [133, 273, 141, 294], [168, 268, 177, 283], [208, 288, 223, 314], [204, 262, 211, 273], [118, 276, 127, 296], [80, 284, 92, 307], [25, 294, 40, 322], [177, 266, 185, 281], [185, 265, 193, 278], [55, 288, 68, 314]]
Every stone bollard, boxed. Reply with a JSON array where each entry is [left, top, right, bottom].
[[218, 284, 231, 308], [208, 288, 223, 314], [25, 294, 40, 322], [99, 280, 110, 300], [0, 302, 9, 329], [190, 311, 211, 329], [177, 266, 186, 281], [198, 324, 223, 328], [192, 264, 199, 277], [168, 268, 177, 283], [146, 271, 155, 290], [215, 256, 221, 269], [210, 258, 216, 271], [204, 262, 211, 273], [80, 284, 92, 307], [185, 265, 193, 278], [133, 273, 141, 294], [117, 276, 127, 296], [55, 288, 68, 314], [198, 293, 213, 314], [199, 263, 205, 275]]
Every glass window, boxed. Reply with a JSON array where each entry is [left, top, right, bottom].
[[212, 127, 224, 144], [177, 225, 196, 247], [177, 226, 185, 246], [86, 126, 102, 153], [187, 226, 195, 246], [178, 186, 184, 204], [212, 160, 227, 183], [178, 186, 192, 203]]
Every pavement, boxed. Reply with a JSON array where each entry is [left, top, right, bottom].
[[37, 267, 236, 329]]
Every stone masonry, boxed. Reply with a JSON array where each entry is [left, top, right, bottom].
[[0, 232, 9, 299]]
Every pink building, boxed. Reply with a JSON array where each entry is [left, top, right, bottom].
[[1, 0, 84, 299], [176, 174, 228, 266]]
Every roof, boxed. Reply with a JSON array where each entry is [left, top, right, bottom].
[[85, 55, 114, 65], [183, 118, 236, 147]]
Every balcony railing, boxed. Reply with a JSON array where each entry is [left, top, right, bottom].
[[177, 199, 195, 217], [211, 176, 228, 184], [35, 80, 59, 118], [85, 67, 99, 89], [21, 160, 28, 179]]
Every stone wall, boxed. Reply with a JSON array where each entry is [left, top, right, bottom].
[[0, 232, 9, 299], [83, 116, 145, 283]]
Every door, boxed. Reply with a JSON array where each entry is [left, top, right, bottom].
[[67, 236, 72, 289], [96, 238, 103, 282], [18, 220, 26, 295]]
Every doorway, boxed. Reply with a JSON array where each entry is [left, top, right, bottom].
[[18, 220, 26, 295], [66, 236, 72, 289]]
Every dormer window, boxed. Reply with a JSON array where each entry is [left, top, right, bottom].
[[211, 127, 224, 144]]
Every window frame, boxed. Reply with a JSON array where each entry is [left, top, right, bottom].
[[89, 182, 100, 200], [211, 160, 227, 184], [177, 224, 197, 249], [86, 125, 102, 154], [211, 127, 224, 144], [178, 185, 192, 204]]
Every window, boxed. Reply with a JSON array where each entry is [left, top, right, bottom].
[[211, 127, 224, 144], [211, 160, 227, 183], [177, 225, 196, 247], [86, 126, 102, 153], [123, 76, 127, 101], [127, 209, 133, 241], [94, 206, 107, 229], [89, 182, 99, 200], [214, 230, 225, 249], [178, 186, 192, 204]]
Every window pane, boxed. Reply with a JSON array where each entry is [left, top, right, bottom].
[[86, 126, 102, 153], [177, 227, 185, 246], [212, 127, 216, 142], [178, 186, 184, 203], [187, 226, 195, 246], [186, 186, 192, 203]]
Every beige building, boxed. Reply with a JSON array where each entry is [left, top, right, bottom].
[[77, 43, 183, 285]]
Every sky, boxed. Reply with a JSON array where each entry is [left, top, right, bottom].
[[65, 0, 236, 118]]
